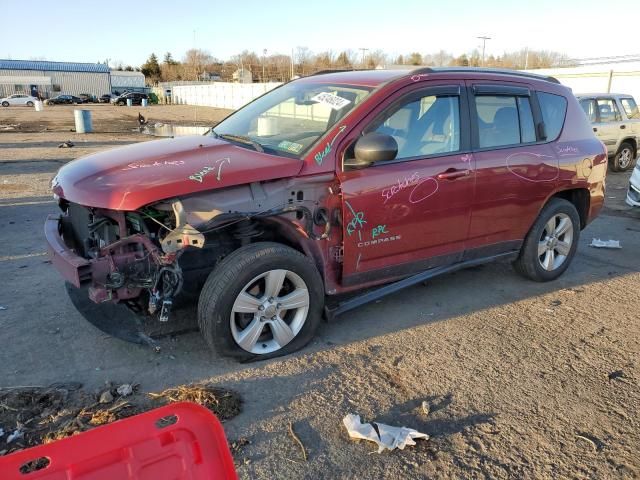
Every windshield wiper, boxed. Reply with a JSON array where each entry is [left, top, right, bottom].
[[214, 132, 264, 153]]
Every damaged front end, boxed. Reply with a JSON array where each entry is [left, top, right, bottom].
[[46, 200, 198, 322], [45, 177, 333, 324]]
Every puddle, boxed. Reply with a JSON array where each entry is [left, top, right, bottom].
[[141, 124, 211, 137]]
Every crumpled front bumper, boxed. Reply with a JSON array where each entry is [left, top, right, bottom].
[[626, 162, 640, 207], [44, 214, 92, 287]]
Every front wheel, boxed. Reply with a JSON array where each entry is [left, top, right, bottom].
[[513, 198, 580, 282], [198, 242, 324, 361], [612, 142, 635, 172], [1, 101, 8, 107], [26, 101, 34, 107]]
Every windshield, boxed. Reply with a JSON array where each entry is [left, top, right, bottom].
[[211, 81, 371, 157]]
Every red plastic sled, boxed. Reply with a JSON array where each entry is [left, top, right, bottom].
[[0, 401, 238, 479]]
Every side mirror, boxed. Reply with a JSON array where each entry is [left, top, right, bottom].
[[344, 133, 398, 169]]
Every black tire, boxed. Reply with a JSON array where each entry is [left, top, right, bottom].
[[1, 101, 8, 107], [26, 101, 34, 107], [198, 242, 324, 361], [513, 198, 580, 282], [611, 142, 635, 172]]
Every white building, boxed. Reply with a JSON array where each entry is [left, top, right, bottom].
[[525, 62, 640, 100], [110, 70, 146, 95]]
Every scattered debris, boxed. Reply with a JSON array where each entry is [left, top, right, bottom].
[[116, 384, 134, 397], [288, 421, 307, 461], [343, 414, 428, 453], [549, 300, 562, 307], [575, 432, 605, 452], [607, 370, 626, 382], [0, 306, 6, 311], [590, 238, 621, 249], [138, 112, 148, 126], [421, 401, 430, 416], [6, 429, 23, 444], [99, 390, 114, 404], [58, 140, 74, 148], [0, 382, 241, 456], [147, 384, 242, 420]]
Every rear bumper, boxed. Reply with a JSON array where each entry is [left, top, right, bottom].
[[44, 214, 91, 287]]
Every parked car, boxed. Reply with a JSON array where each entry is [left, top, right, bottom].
[[626, 161, 640, 207], [0, 94, 38, 107], [46, 68, 607, 361], [78, 93, 96, 103], [113, 92, 148, 106], [46, 95, 83, 105], [99, 94, 114, 103], [576, 93, 640, 171]]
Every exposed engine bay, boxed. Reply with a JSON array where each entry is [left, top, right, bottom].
[[55, 176, 334, 323]]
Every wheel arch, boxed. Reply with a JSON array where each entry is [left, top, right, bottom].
[[619, 137, 637, 155], [548, 188, 590, 229]]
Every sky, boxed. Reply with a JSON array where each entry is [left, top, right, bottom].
[[1, 0, 638, 67]]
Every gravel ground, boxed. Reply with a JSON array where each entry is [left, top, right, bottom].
[[0, 105, 639, 479]]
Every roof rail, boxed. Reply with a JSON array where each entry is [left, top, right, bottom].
[[310, 69, 356, 76], [410, 66, 560, 84]]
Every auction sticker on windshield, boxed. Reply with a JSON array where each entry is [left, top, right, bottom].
[[277, 140, 304, 153], [312, 92, 351, 110]]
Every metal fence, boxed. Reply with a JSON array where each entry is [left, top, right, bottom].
[[171, 82, 283, 110]]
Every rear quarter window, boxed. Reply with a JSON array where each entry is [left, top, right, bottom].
[[538, 92, 567, 141]]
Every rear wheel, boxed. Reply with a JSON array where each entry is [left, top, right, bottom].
[[198, 242, 324, 361], [26, 101, 34, 107], [513, 198, 580, 282], [612, 142, 635, 172], [1, 101, 8, 107]]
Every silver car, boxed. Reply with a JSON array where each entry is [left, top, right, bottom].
[[576, 93, 640, 171], [0, 94, 38, 107]]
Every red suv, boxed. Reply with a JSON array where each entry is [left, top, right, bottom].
[[46, 68, 607, 360]]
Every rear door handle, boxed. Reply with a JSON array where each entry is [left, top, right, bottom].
[[620, 124, 626, 129], [593, 127, 598, 132], [436, 169, 470, 180]]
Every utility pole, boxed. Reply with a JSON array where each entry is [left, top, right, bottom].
[[476, 36, 491, 65], [262, 49, 267, 82], [359, 48, 369, 69]]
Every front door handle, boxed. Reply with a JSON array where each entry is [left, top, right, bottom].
[[620, 124, 626, 129], [593, 127, 598, 132], [436, 169, 470, 180]]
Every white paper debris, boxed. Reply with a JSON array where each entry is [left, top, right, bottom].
[[311, 92, 351, 110], [116, 384, 133, 397], [590, 238, 622, 249], [343, 414, 428, 453], [7, 429, 23, 444]]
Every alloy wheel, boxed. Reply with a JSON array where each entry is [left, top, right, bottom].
[[618, 148, 633, 170], [230, 269, 310, 354], [538, 213, 574, 271]]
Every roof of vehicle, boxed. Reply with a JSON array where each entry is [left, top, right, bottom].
[[298, 67, 560, 88], [575, 93, 636, 98]]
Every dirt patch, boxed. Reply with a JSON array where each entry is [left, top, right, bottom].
[[0, 104, 232, 133], [0, 382, 241, 456]]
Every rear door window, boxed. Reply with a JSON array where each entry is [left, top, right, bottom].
[[538, 92, 568, 141], [475, 95, 536, 148], [579, 98, 597, 123], [596, 98, 621, 123]]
